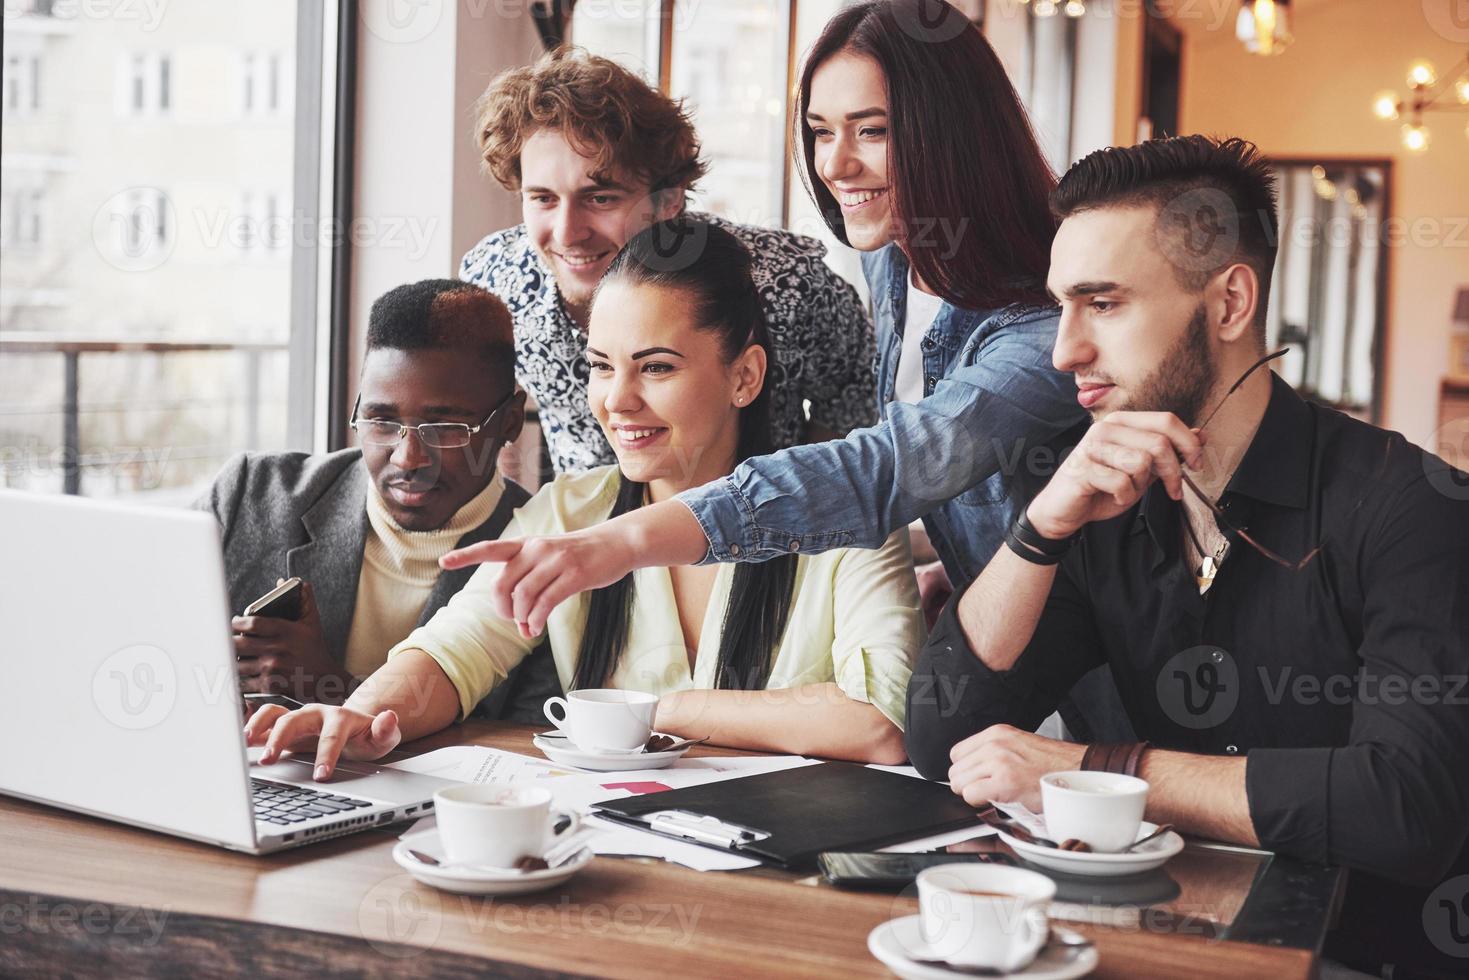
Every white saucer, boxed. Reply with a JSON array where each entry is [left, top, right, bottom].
[[532, 733, 691, 772], [868, 915, 1098, 980], [996, 821, 1184, 877], [393, 829, 594, 895]]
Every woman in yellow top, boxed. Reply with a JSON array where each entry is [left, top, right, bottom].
[[245, 218, 924, 776]]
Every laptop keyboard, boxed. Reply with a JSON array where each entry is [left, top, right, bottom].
[[251, 778, 375, 826]]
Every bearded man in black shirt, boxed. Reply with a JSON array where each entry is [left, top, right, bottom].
[[904, 135, 1469, 979]]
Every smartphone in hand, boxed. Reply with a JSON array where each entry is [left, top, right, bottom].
[[243, 577, 304, 620]]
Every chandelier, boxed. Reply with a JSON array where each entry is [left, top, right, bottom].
[[1370, 55, 1469, 154]]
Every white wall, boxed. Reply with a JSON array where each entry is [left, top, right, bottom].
[[1180, 0, 1469, 443], [348, 0, 542, 389]]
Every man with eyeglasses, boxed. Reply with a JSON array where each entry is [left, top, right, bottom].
[[199, 280, 550, 715], [903, 136, 1469, 979]]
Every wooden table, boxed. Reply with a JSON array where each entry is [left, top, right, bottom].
[[0, 722, 1330, 978]]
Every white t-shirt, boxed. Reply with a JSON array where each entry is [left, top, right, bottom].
[[894, 272, 946, 403]]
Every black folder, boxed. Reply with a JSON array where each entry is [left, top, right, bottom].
[[591, 762, 982, 870]]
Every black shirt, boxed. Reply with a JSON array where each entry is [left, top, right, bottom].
[[906, 375, 1469, 976]]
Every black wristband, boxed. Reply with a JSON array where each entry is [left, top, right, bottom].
[[1005, 525, 1065, 565], [1012, 509, 1075, 557]]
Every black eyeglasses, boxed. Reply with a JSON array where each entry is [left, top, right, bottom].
[[349, 389, 518, 450], [1179, 349, 1324, 571]]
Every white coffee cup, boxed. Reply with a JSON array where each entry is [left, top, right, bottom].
[[543, 689, 658, 752], [1040, 770, 1149, 853], [914, 864, 1055, 972], [432, 784, 580, 868]]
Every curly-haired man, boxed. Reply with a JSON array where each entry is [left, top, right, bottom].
[[460, 47, 876, 475]]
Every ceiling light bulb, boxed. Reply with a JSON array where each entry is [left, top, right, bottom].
[[1065, 0, 1086, 16], [1401, 122, 1430, 153], [1236, 0, 1292, 56], [1456, 77, 1469, 105], [1407, 61, 1437, 89], [1033, 0, 1059, 16], [1371, 91, 1400, 120]]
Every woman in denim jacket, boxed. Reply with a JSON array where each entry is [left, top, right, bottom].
[[446, 0, 1089, 652]]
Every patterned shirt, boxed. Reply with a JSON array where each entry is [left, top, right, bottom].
[[459, 213, 877, 475]]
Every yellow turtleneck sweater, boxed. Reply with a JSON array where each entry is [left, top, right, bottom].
[[342, 475, 505, 679]]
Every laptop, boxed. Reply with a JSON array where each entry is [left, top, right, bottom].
[[0, 489, 455, 854]]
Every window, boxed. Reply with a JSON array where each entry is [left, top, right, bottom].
[[670, 1, 790, 228], [568, 0, 661, 82], [240, 50, 288, 117], [571, 0, 863, 282], [1268, 161, 1389, 419], [120, 51, 171, 117], [158, 54, 170, 112], [1024, 11, 1078, 174], [1, 4, 343, 499], [3, 186, 45, 249], [111, 187, 172, 258], [235, 190, 287, 255], [3, 50, 42, 116]]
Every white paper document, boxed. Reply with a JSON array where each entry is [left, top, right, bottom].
[[387, 746, 816, 870]]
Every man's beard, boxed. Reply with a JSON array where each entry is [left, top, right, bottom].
[[1119, 304, 1216, 427]]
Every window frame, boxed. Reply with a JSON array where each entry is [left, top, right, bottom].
[[291, 0, 357, 454], [573, 0, 990, 232]]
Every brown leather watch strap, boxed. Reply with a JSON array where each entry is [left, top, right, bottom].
[[1081, 741, 1151, 778]]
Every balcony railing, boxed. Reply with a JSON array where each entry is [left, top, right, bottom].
[[0, 334, 288, 495]]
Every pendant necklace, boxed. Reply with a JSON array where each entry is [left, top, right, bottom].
[[1182, 510, 1230, 594]]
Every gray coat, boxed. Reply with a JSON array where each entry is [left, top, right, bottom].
[[198, 448, 559, 720]]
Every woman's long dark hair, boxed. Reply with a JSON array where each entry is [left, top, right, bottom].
[[796, 0, 1056, 310], [571, 218, 797, 692]]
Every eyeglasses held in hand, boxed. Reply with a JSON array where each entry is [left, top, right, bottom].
[[1180, 349, 1326, 572], [349, 389, 518, 450]]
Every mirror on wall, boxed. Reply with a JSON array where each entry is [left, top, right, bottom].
[[1266, 159, 1390, 422]]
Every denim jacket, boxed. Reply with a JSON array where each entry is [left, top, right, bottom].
[[679, 243, 1087, 589]]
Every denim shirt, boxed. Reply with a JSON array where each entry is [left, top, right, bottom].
[[679, 243, 1087, 589]]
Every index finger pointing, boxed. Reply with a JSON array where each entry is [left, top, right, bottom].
[[441, 538, 522, 571]]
